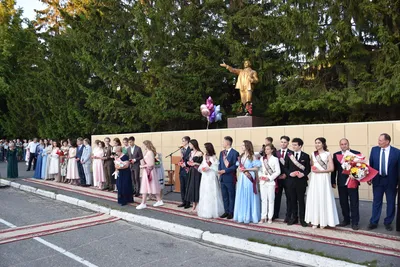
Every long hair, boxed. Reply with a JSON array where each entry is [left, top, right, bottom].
[[189, 139, 202, 153], [204, 142, 216, 156], [113, 138, 121, 146], [315, 137, 328, 151], [143, 140, 157, 156], [241, 140, 255, 160]]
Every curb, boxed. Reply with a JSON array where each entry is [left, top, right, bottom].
[[0, 179, 363, 267]]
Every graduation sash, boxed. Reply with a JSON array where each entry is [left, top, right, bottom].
[[314, 151, 327, 170], [223, 150, 230, 168], [239, 156, 257, 194], [289, 153, 305, 171]]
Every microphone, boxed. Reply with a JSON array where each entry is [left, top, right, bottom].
[[178, 145, 184, 149]]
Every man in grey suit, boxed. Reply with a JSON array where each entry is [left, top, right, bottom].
[[128, 136, 143, 197]]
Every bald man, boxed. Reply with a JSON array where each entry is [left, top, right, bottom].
[[331, 139, 360, 230]]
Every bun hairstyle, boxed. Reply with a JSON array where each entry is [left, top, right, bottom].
[[315, 137, 328, 151]]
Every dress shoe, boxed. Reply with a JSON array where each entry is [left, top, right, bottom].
[[272, 216, 278, 220], [338, 221, 350, 227], [301, 221, 308, 227], [283, 217, 289, 223], [220, 213, 229, 218], [177, 203, 186, 208], [287, 218, 298, 226], [227, 214, 233, 220], [184, 205, 191, 209], [367, 223, 378, 230], [351, 224, 359, 230], [384, 224, 393, 231], [135, 194, 140, 197]]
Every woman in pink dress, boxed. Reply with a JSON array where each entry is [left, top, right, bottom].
[[92, 140, 106, 189], [67, 140, 80, 185], [136, 140, 164, 210]]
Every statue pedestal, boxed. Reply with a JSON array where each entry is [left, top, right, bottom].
[[227, 116, 265, 128]]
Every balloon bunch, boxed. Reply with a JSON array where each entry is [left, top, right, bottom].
[[200, 96, 222, 128]]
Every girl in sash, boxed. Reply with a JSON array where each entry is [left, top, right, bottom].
[[258, 144, 281, 224], [234, 140, 261, 224], [136, 140, 164, 209], [305, 137, 339, 229], [197, 142, 224, 218], [185, 139, 203, 213]]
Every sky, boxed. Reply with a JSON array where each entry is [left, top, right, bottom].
[[16, 0, 46, 20]]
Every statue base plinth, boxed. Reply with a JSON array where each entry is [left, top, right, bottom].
[[227, 116, 265, 128]]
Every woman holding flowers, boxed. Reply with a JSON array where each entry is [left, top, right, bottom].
[[305, 137, 339, 229]]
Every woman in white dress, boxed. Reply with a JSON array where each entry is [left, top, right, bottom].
[[43, 142, 52, 180], [67, 140, 80, 185], [305, 137, 339, 229], [48, 141, 61, 182], [197, 142, 224, 219], [258, 144, 281, 224]]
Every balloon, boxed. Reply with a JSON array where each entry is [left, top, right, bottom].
[[201, 108, 210, 117], [209, 110, 216, 122], [215, 112, 223, 122], [200, 104, 207, 111], [215, 105, 220, 113], [207, 103, 214, 110]]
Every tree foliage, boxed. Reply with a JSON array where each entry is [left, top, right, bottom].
[[0, 0, 399, 138]]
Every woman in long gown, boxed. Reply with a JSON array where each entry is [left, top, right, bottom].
[[33, 140, 44, 179], [185, 139, 203, 213], [67, 140, 80, 185], [114, 146, 133, 206], [234, 140, 261, 224], [43, 142, 52, 180], [197, 142, 224, 219], [154, 152, 165, 199], [136, 140, 163, 209], [7, 143, 18, 178], [93, 140, 105, 189], [48, 141, 61, 182], [60, 140, 69, 183], [305, 137, 339, 229], [41, 140, 50, 179]]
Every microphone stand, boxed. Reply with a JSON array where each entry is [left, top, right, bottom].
[[164, 147, 182, 195]]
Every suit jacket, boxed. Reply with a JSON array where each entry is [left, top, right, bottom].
[[218, 148, 240, 183], [258, 155, 281, 186], [76, 145, 85, 160], [331, 149, 360, 187], [104, 146, 113, 163], [276, 149, 293, 177], [180, 147, 192, 172], [81, 145, 92, 164], [369, 145, 400, 187], [127, 145, 143, 169], [284, 151, 311, 185]]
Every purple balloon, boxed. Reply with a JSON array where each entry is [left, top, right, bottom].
[[209, 111, 216, 123]]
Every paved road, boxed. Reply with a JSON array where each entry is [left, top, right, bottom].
[[0, 187, 298, 267]]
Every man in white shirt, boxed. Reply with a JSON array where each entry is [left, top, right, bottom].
[[26, 138, 39, 171]]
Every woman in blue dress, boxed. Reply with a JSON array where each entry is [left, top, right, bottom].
[[114, 146, 133, 206], [234, 140, 261, 224], [41, 139, 50, 178], [33, 139, 44, 179]]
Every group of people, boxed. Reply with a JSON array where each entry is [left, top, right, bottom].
[[176, 133, 400, 232], [3, 132, 399, 232]]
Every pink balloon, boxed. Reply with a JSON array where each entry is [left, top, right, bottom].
[[200, 104, 207, 111], [207, 103, 214, 110], [201, 108, 210, 117]]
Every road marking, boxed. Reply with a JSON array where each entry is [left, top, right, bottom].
[[0, 218, 98, 267]]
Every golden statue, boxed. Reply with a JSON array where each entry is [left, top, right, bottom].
[[220, 60, 259, 115]]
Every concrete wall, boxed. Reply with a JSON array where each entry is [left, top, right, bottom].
[[91, 120, 400, 201]]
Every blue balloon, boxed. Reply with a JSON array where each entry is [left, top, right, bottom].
[[215, 112, 222, 122], [215, 105, 221, 114]]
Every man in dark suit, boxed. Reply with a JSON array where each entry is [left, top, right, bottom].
[[331, 138, 360, 230], [274, 136, 293, 222], [284, 138, 310, 227], [76, 137, 86, 186], [218, 136, 240, 219], [368, 133, 400, 231], [103, 137, 114, 191], [127, 136, 144, 197], [178, 136, 192, 208]]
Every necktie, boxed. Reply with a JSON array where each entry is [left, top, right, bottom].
[[282, 150, 285, 158], [381, 149, 386, 176], [295, 152, 299, 160]]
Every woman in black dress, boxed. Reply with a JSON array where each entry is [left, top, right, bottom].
[[114, 146, 133, 206], [185, 139, 203, 212]]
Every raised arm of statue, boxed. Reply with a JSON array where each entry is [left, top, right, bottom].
[[220, 63, 241, 75]]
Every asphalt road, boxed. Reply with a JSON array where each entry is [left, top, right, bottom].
[[0, 187, 298, 267]]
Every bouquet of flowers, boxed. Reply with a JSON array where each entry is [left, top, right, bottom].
[[56, 150, 65, 163], [112, 158, 125, 179], [337, 151, 378, 188]]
